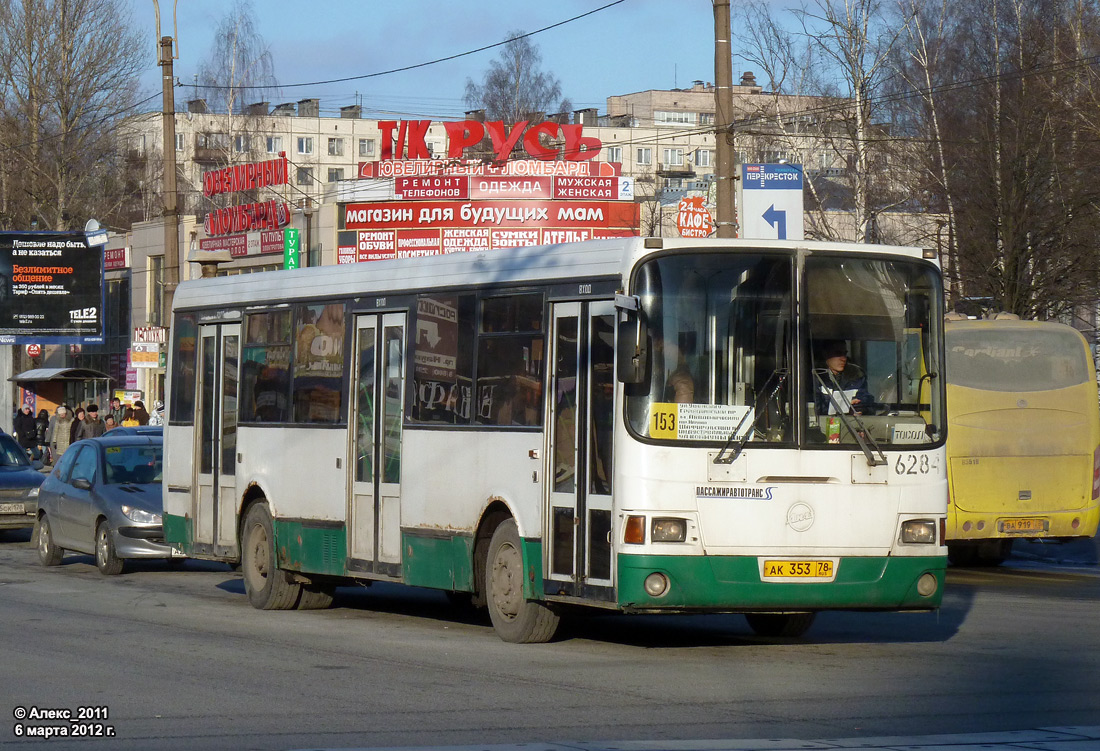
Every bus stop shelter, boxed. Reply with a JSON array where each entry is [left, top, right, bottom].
[[10, 367, 113, 417]]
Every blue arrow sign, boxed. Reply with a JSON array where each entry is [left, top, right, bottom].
[[763, 204, 787, 239]]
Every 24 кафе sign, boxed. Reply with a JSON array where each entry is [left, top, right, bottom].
[[0, 232, 103, 343]]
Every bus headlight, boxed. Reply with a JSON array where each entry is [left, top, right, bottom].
[[900, 520, 937, 544], [643, 572, 669, 597], [651, 518, 687, 543]]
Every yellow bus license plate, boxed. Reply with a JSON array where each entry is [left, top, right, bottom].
[[762, 560, 834, 578], [1000, 518, 1046, 533]]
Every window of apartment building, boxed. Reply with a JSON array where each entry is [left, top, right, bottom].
[[662, 148, 685, 166], [175, 133, 185, 151], [297, 167, 314, 185], [694, 149, 713, 167], [297, 136, 313, 155], [358, 138, 376, 157], [327, 168, 345, 182], [605, 146, 622, 163], [148, 256, 165, 327], [266, 136, 282, 154], [197, 132, 229, 150], [234, 134, 250, 153], [699, 112, 715, 125], [327, 137, 344, 156], [636, 147, 652, 165], [654, 110, 696, 126], [663, 177, 684, 189]]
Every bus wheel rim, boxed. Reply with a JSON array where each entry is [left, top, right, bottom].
[[490, 542, 522, 620]]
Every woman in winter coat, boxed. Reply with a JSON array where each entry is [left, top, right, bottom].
[[51, 406, 74, 463], [69, 407, 85, 446], [132, 400, 151, 426], [14, 405, 38, 457]]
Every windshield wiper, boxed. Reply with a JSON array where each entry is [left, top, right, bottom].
[[713, 368, 788, 465], [813, 368, 887, 467]]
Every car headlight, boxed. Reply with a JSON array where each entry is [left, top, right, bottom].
[[651, 517, 688, 543], [900, 519, 937, 544], [26, 486, 40, 499], [121, 505, 161, 524]]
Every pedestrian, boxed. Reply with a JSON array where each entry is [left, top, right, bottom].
[[107, 396, 125, 425], [69, 406, 85, 446], [75, 404, 107, 441], [132, 400, 151, 426], [148, 400, 164, 427], [14, 405, 38, 459], [51, 405, 74, 463], [121, 407, 138, 427], [104, 415, 118, 431], [35, 409, 50, 462]]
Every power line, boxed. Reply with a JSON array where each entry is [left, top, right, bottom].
[[0, 91, 163, 155], [194, 0, 628, 92]]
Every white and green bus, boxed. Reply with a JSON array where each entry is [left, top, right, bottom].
[[163, 237, 948, 642]]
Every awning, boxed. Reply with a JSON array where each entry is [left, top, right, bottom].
[[10, 368, 113, 383]]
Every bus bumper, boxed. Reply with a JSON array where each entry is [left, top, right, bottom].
[[617, 554, 946, 612]]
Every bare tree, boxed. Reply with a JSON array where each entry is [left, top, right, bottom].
[[0, 0, 145, 230], [194, 0, 278, 116], [464, 32, 572, 124]]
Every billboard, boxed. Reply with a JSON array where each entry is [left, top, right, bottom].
[[0, 232, 104, 344]]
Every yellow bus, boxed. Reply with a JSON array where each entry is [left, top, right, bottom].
[[945, 317, 1100, 565]]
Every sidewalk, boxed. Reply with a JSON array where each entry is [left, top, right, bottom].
[[299, 727, 1100, 751]]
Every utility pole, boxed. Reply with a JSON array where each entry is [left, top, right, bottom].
[[713, 0, 737, 238], [158, 33, 180, 325]]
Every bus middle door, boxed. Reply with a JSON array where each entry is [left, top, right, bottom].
[[347, 313, 406, 578], [546, 301, 615, 601], [194, 322, 240, 558]]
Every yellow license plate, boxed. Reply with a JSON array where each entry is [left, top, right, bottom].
[[1000, 518, 1047, 533], [762, 560, 834, 579]]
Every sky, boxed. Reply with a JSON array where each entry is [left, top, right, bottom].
[[131, 0, 741, 120]]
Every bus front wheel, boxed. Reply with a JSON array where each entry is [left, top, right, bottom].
[[485, 519, 560, 643], [745, 612, 816, 638], [241, 502, 301, 610]]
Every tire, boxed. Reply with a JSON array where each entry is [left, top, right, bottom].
[[296, 580, 336, 610], [485, 519, 560, 643], [95, 521, 124, 575], [745, 612, 816, 638], [36, 514, 63, 567], [240, 502, 300, 610]]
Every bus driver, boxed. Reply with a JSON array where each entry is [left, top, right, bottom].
[[814, 339, 875, 415]]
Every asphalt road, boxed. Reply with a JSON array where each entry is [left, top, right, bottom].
[[1, 528, 1098, 751]]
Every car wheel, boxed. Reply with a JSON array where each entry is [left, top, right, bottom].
[[745, 612, 816, 638], [240, 502, 300, 610], [95, 521, 124, 576], [485, 518, 560, 643], [36, 514, 63, 566]]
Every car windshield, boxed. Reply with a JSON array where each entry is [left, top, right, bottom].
[[103, 444, 164, 484], [0, 436, 31, 467]]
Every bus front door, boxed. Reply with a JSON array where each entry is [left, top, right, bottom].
[[347, 313, 406, 578], [194, 323, 240, 558], [546, 301, 616, 600]]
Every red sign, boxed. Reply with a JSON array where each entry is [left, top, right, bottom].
[[344, 200, 639, 231], [200, 235, 248, 257], [26, 343, 41, 358], [377, 120, 601, 163], [259, 230, 285, 254], [360, 159, 618, 180], [347, 226, 639, 259], [491, 229, 541, 249], [202, 156, 289, 198], [676, 196, 714, 238], [204, 199, 291, 237], [104, 246, 129, 270], [395, 176, 468, 200], [442, 228, 491, 252], [470, 176, 552, 200], [554, 176, 623, 200]]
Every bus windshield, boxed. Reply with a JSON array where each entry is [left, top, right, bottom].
[[625, 251, 944, 448]]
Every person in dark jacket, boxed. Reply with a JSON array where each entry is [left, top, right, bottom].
[[69, 406, 86, 446], [814, 340, 875, 416], [35, 409, 50, 462], [14, 405, 38, 458], [74, 404, 106, 441], [132, 400, 151, 426]]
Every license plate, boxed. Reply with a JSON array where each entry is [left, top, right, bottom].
[[1000, 518, 1047, 533], [761, 559, 834, 579], [0, 502, 25, 514]]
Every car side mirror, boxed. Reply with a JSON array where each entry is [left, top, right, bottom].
[[72, 477, 92, 491], [616, 312, 649, 384]]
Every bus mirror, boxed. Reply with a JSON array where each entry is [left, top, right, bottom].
[[617, 313, 648, 384]]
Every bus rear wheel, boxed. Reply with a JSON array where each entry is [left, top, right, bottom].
[[241, 502, 301, 610], [745, 612, 816, 638], [485, 519, 560, 643]]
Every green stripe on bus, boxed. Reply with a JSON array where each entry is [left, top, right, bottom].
[[273, 519, 347, 577], [163, 513, 191, 553], [617, 554, 946, 610], [402, 533, 474, 591]]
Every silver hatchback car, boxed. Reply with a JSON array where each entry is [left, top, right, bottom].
[[34, 434, 182, 574]]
